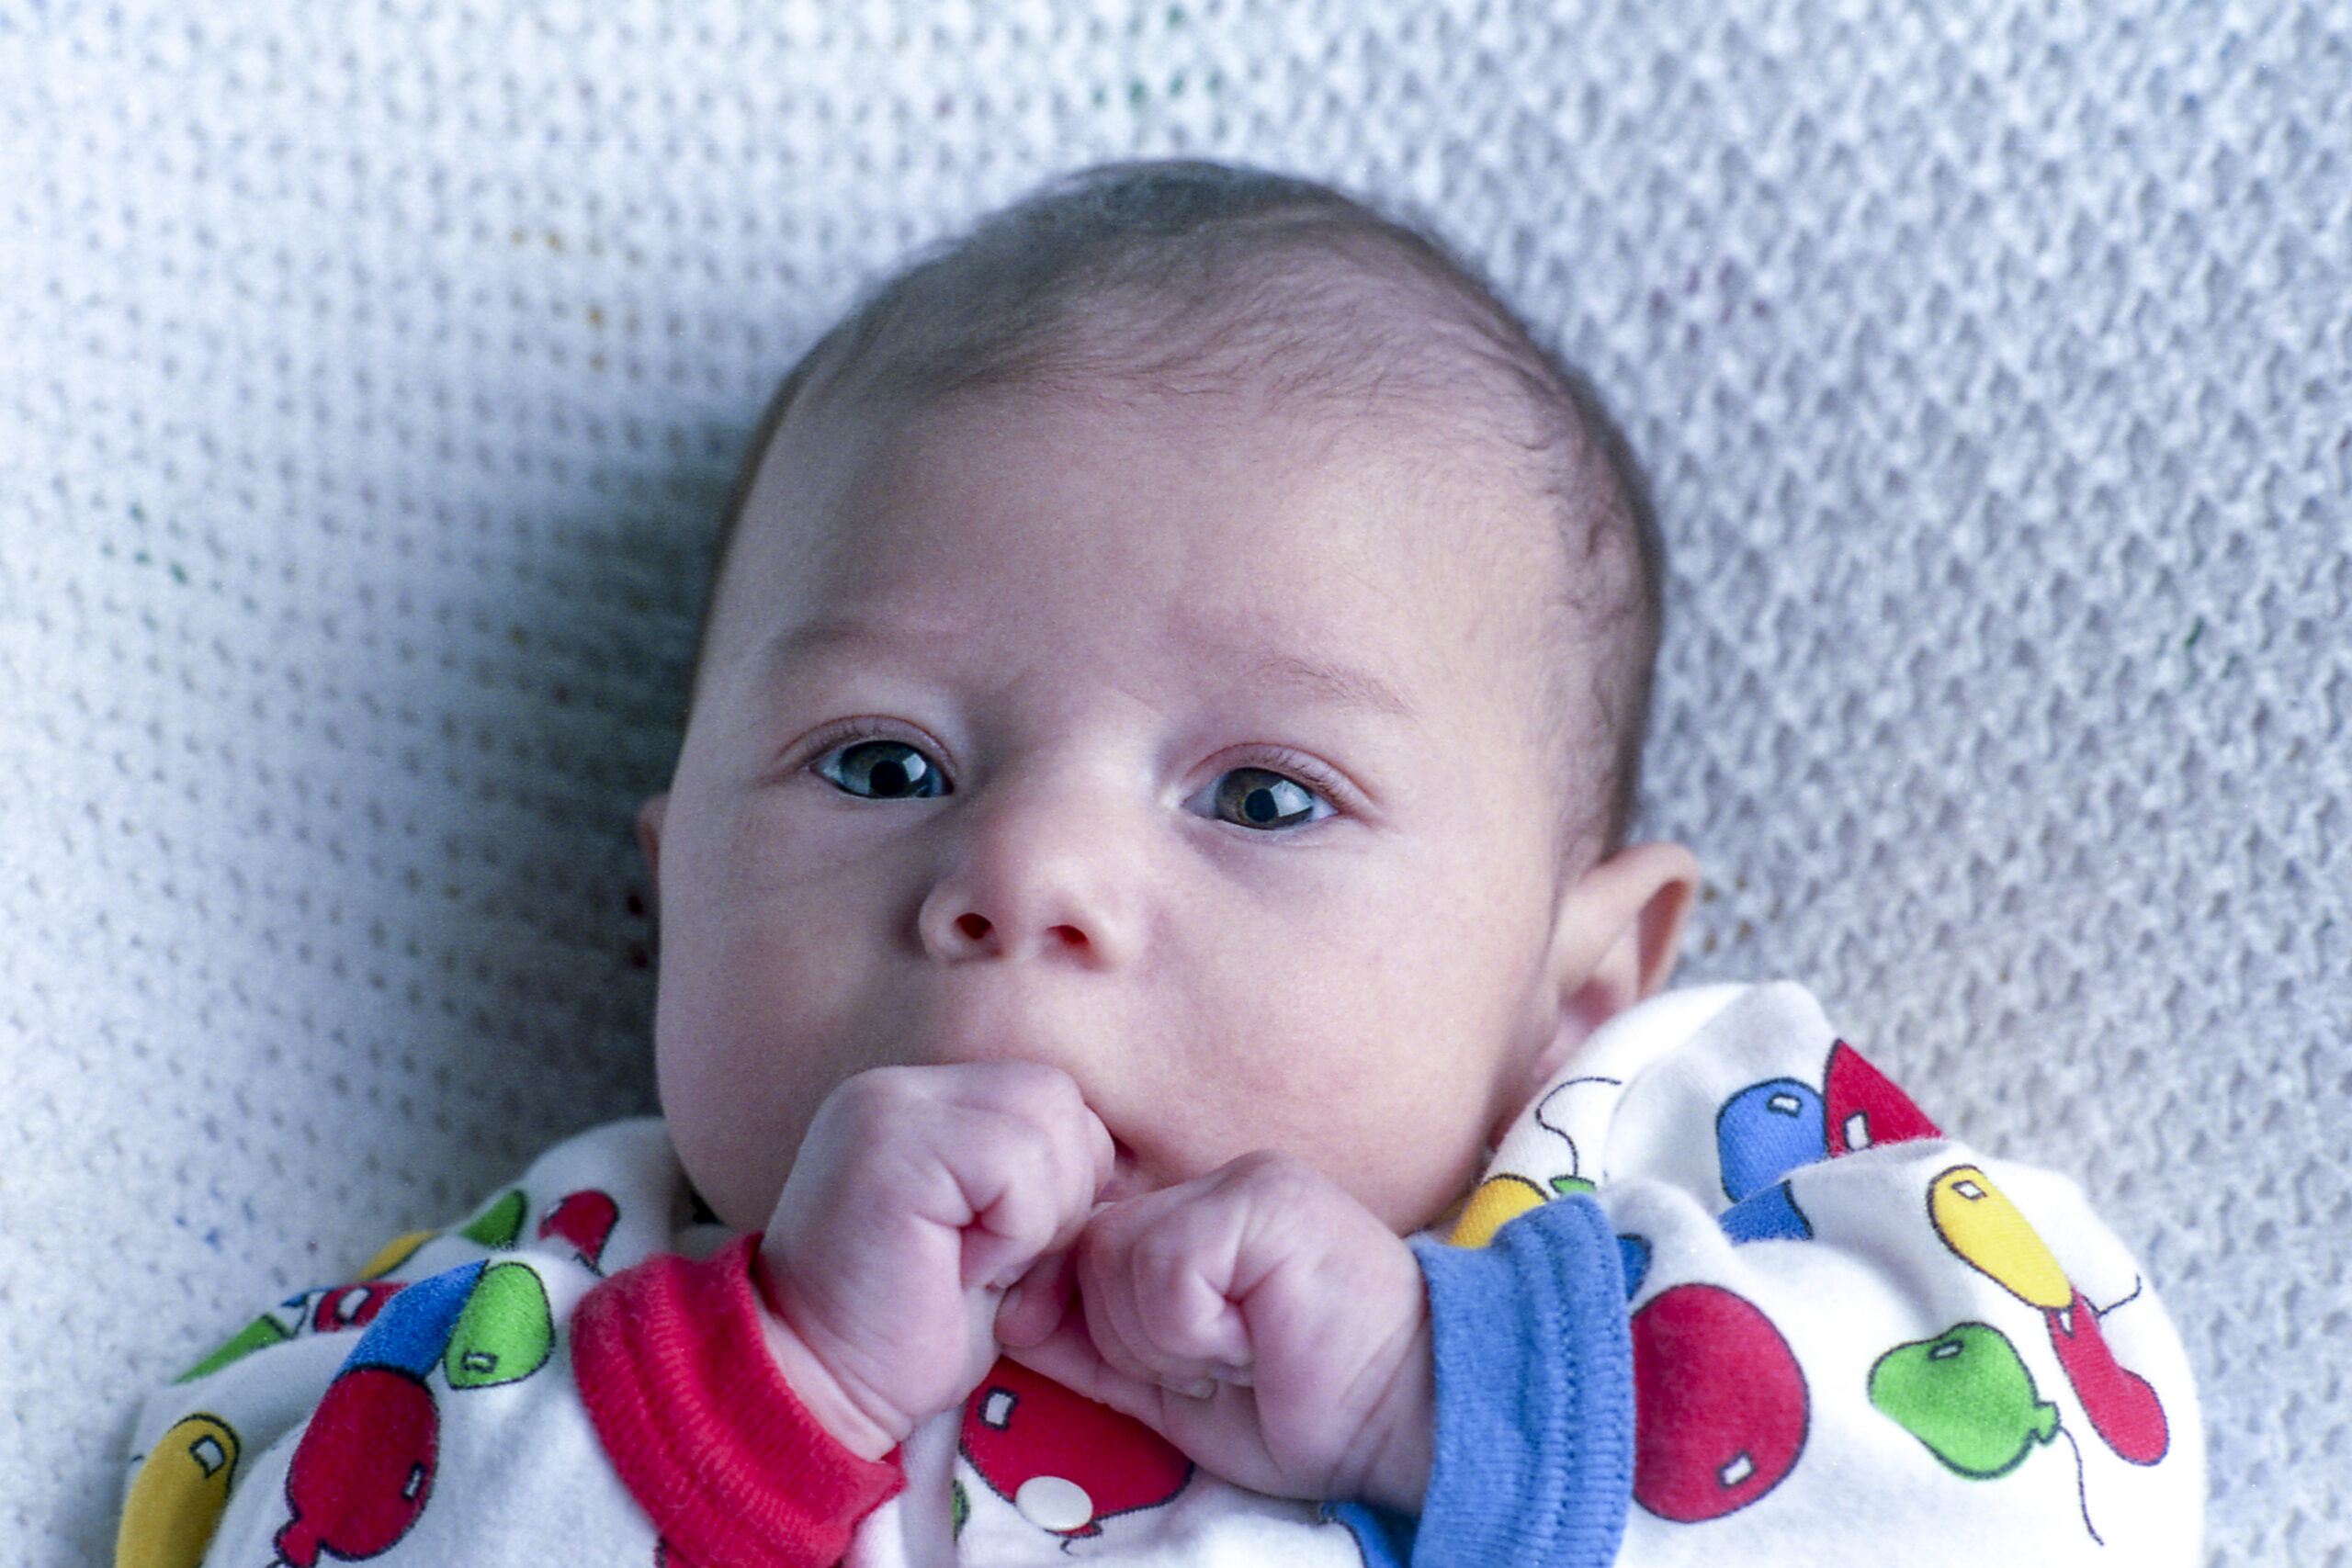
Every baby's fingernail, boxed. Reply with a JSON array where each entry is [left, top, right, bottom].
[[1173, 1377, 1218, 1400], [1218, 1363, 1254, 1389], [997, 1283, 1026, 1325]]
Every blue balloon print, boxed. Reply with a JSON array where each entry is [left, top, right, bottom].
[[1617, 1234, 1653, 1299], [343, 1261, 483, 1377], [1715, 1078, 1827, 1201], [1719, 1181, 1814, 1245]]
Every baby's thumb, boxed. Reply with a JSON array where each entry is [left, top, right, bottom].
[[994, 1247, 1077, 1349]]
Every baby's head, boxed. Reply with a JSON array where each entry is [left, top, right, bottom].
[[639, 162, 1698, 1235]]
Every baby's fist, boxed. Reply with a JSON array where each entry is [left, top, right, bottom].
[[758, 1062, 1114, 1459], [1014, 1151, 1435, 1514]]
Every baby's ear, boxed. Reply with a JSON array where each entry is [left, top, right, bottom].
[[635, 793, 670, 889], [1536, 840, 1701, 1073]]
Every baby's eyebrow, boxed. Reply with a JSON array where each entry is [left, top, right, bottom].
[[755, 613, 957, 670], [1236, 650, 1415, 720], [762, 616, 871, 663], [756, 613, 1415, 720]]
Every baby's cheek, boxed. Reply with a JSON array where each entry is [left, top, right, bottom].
[[1297, 1084, 1491, 1236], [664, 1089, 783, 1231], [657, 1044, 808, 1230]]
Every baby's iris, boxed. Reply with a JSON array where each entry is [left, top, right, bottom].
[[1213, 768, 1323, 830], [817, 739, 948, 800]]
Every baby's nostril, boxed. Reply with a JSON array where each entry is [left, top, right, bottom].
[[956, 912, 992, 942]]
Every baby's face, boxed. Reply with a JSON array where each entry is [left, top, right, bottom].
[[644, 384, 1631, 1235]]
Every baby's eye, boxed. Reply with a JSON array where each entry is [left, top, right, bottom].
[[813, 739, 950, 801], [1207, 767, 1329, 831]]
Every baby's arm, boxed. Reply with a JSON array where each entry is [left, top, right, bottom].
[[756, 1060, 1115, 1458], [1004, 1151, 1437, 1516]]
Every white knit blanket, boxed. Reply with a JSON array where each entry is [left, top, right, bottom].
[[4, 3, 2344, 1562]]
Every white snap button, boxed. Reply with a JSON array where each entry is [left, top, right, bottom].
[[1014, 1474, 1094, 1533]]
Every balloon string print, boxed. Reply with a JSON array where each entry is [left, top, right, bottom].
[[2060, 1427, 2102, 1547], [1448, 1075, 1620, 1247]]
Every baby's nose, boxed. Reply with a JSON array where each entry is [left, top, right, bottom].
[[914, 785, 1139, 968], [926, 907, 1092, 960]]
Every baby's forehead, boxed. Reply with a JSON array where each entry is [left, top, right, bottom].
[[733, 385, 1566, 705], [724, 340, 1604, 720], [772, 366, 1566, 571]]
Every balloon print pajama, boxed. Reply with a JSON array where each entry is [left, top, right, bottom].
[[119, 983, 2199, 1568]]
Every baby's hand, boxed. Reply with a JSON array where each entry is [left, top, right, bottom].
[[758, 1062, 1114, 1460], [1009, 1152, 1434, 1516]]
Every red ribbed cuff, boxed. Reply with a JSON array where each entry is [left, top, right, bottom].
[[573, 1234, 905, 1568]]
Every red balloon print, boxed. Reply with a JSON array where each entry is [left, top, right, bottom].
[[2046, 1289, 2168, 1465], [275, 1366, 438, 1566], [960, 1359, 1193, 1537], [537, 1190, 620, 1273], [1631, 1284, 1809, 1522], [1823, 1041, 1941, 1156], [311, 1281, 404, 1335]]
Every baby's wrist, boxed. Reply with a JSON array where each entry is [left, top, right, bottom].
[[748, 1248, 902, 1462], [1353, 1411, 1435, 1517], [1349, 1328, 1436, 1517]]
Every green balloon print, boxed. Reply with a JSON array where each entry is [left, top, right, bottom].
[[176, 1313, 291, 1383], [1869, 1322, 2059, 1478], [443, 1261, 554, 1388], [459, 1189, 528, 1249]]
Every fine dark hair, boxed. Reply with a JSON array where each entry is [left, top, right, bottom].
[[701, 160, 1665, 853]]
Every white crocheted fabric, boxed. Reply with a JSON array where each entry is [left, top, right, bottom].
[[3, 3, 2344, 1563]]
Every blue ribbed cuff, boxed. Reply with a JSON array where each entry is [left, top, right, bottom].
[[1406, 1195, 1634, 1568]]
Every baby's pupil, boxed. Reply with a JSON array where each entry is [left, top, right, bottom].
[[869, 755, 911, 795], [837, 740, 933, 797], [1243, 785, 1281, 824]]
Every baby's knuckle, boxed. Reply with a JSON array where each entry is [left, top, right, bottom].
[[974, 1059, 1079, 1117], [1227, 1148, 1316, 1200], [1128, 1224, 1200, 1291], [825, 1069, 913, 1133], [1027, 1062, 1091, 1118]]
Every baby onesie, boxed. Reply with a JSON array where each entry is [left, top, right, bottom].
[[119, 981, 2201, 1567]]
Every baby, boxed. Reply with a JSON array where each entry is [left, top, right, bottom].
[[120, 162, 2201, 1568]]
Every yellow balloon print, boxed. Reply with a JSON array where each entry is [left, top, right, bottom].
[[1929, 1165, 2072, 1310], [356, 1228, 435, 1280], [1449, 1174, 1548, 1248], [115, 1415, 240, 1568]]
